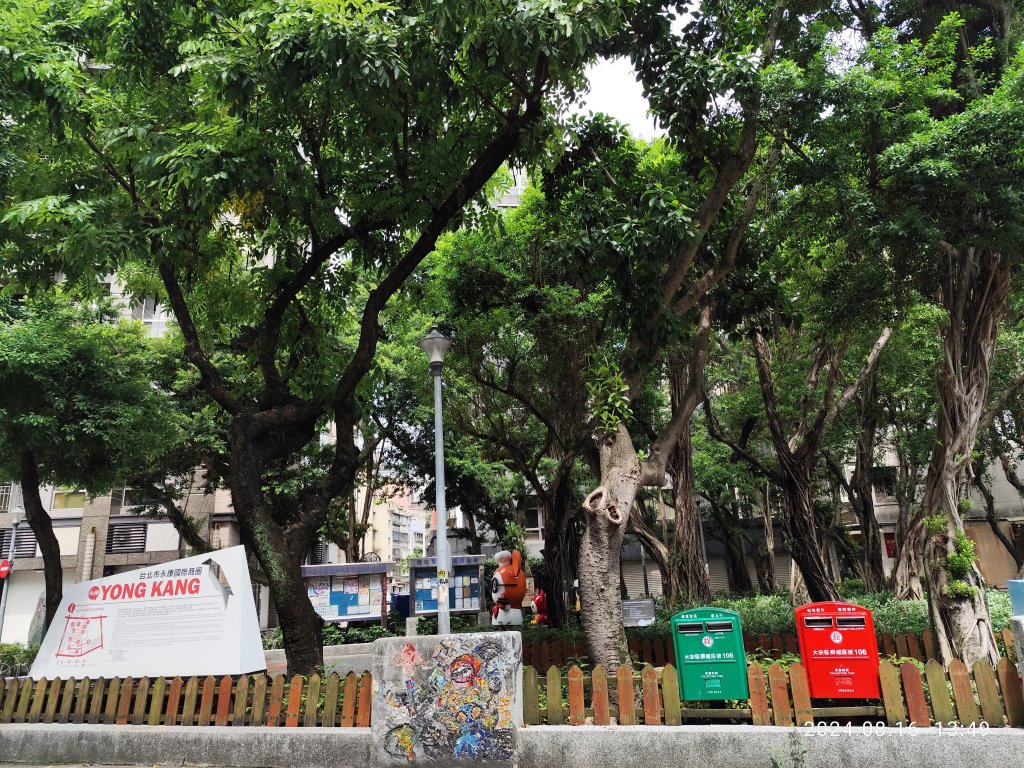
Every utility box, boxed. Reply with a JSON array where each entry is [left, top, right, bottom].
[[671, 607, 749, 700], [796, 602, 880, 699], [1008, 580, 1024, 616]]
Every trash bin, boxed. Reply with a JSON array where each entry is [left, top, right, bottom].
[[795, 602, 880, 698], [671, 607, 749, 700]]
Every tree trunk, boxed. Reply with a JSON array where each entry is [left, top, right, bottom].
[[628, 504, 674, 599], [722, 525, 753, 594], [579, 424, 637, 673], [538, 470, 580, 629], [848, 373, 887, 591], [788, 559, 810, 606], [780, 469, 842, 602], [668, 425, 711, 602], [18, 449, 63, 633], [892, 452, 924, 599], [920, 247, 1007, 667], [753, 485, 777, 594], [229, 427, 325, 675]]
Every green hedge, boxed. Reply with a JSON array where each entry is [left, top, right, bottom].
[[0, 643, 37, 673], [261, 588, 1015, 650]]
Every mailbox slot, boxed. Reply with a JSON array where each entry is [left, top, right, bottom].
[[803, 617, 833, 628], [676, 622, 703, 635], [836, 617, 866, 629], [705, 621, 734, 632]]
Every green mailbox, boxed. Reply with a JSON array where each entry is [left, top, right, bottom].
[[671, 607, 749, 700]]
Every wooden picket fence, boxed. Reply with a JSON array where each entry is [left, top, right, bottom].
[[0, 671, 372, 727], [523, 658, 1024, 727], [523, 627, 1018, 669]]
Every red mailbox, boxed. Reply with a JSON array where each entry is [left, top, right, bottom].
[[795, 602, 880, 699]]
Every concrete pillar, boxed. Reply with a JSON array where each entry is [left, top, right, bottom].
[[372, 632, 522, 767]]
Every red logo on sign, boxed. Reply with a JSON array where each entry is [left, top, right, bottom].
[[88, 586, 100, 600], [702, 636, 713, 648], [0, 559, 10, 579], [68, 603, 76, 613]]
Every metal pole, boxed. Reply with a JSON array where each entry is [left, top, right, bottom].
[[639, 538, 650, 596], [431, 362, 451, 635], [0, 519, 20, 643], [698, 507, 710, 575]]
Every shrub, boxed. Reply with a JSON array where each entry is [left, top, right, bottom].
[[986, 589, 1011, 631], [0, 642, 38, 674], [857, 593, 930, 635], [837, 578, 867, 598]]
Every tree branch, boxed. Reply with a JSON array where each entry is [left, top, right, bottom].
[[641, 304, 714, 484]]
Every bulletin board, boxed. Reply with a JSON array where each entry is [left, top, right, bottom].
[[301, 561, 391, 623], [408, 555, 485, 616]]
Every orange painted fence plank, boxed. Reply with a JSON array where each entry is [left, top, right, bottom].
[[340, 673, 357, 727], [788, 663, 813, 727], [616, 666, 635, 725], [997, 658, 1024, 727], [266, 675, 285, 727], [767, 663, 791, 726], [285, 675, 303, 727], [641, 665, 660, 725], [215, 676, 233, 727], [900, 661, 930, 726], [748, 664, 770, 726], [567, 666, 585, 725], [355, 672, 372, 728], [115, 677, 133, 725], [164, 677, 183, 726], [591, 665, 610, 726]]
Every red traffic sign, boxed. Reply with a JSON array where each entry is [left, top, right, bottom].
[[0, 559, 10, 579]]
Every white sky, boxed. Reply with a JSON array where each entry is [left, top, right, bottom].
[[574, 57, 663, 139]]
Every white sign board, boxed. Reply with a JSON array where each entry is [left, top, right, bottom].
[[30, 545, 266, 679]]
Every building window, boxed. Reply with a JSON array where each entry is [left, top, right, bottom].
[[130, 296, 172, 337], [871, 468, 898, 502], [0, 485, 11, 512], [109, 487, 156, 515], [307, 540, 329, 565], [106, 523, 147, 554], [52, 489, 87, 510], [524, 500, 543, 540], [0, 527, 38, 558], [884, 532, 897, 558]]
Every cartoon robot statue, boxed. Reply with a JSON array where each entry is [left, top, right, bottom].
[[490, 550, 526, 626]]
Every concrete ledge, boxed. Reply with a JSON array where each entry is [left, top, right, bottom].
[[4, 723, 1024, 768], [264, 643, 373, 676], [521, 724, 1024, 768], [0, 724, 370, 768]]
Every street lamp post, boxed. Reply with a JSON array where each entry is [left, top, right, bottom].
[[0, 506, 23, 643], [419, 328, 453, 635]]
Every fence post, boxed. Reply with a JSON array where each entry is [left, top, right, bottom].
[[591, 665, 610, 726]]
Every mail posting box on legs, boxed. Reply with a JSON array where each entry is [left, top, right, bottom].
[[671, 607, 749, 700], [796, 602, 880, 699]]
